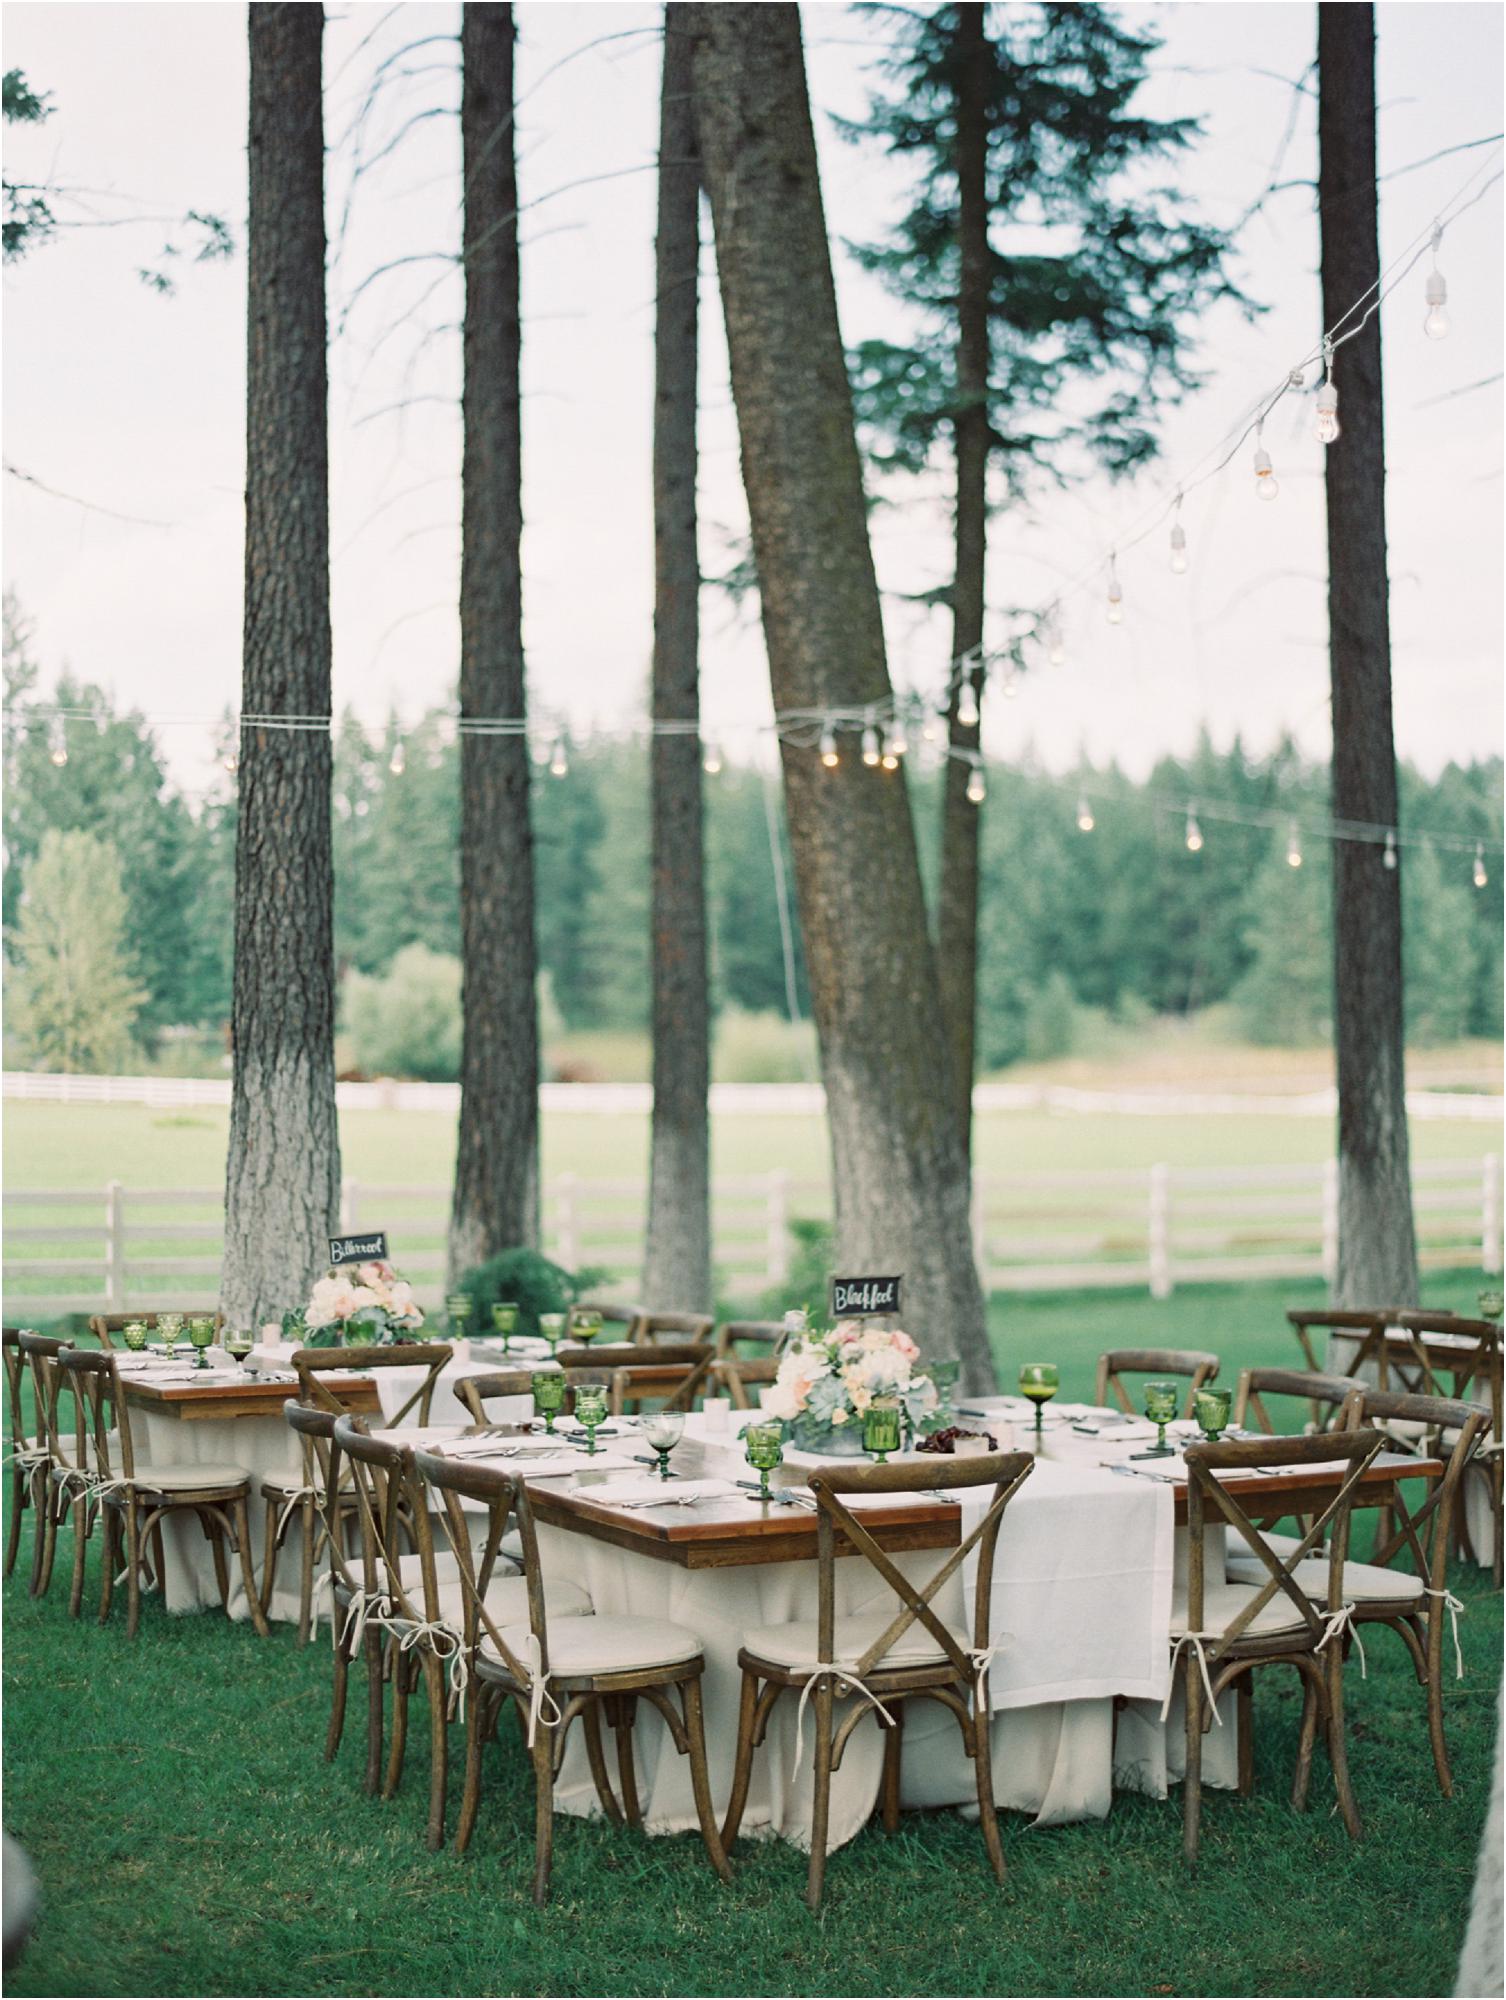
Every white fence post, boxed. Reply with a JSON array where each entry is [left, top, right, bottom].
[[970, 1174, 987, 1272], [104, 1179, 125, 1308], [340, 1177, 359, 1233], [1321, 1157, 1340, 1287], [1148, 1164, 1171, 1299], [766, 1170, 790, 1285], [555, 1173, 579, 1270], [1483, 1153, 1502, 1276]]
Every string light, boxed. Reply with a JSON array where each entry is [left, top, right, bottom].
[[1253, 424, 1279, 502], [388, 739, 406, 776], [702, 740, 723, 775], [1002, 674, 1020, 699], [47, 717, 67, 766], [1315, 342, 1341, 445], [888, 718, 908, 759], [861, 710, 881, 767], [1076, 795, 1096, 833], [956, 672, 980, 729], [1169, 520, 1188, 575], [1105, 556, 1123, 626], [1424, 225, 1450, 339], [222, 748, 238, 775], [1286, 820, 1303, 869], [966, 761, 986, 806], [820, 722, 839, 768], [1383, 829, 1397, 870], [1046, 617, 1065, 668], [548, 737, 568, 778], [1474, 842, 1488, 889], [1185, 808, 1203, 853]]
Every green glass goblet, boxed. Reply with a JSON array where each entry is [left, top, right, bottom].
[[446, 1292, 473, 1337], [532, 1369, 566, 1434], [1019, 1362, 1059, 1439], [569, 1308, 603, 1349], [1137, 1379, 1179, 1458], [187, 1316, 217, 1370], [744, 1422, 784, 1501], [121, 1319, 150, 1355], [642, 1410, 686, 1481], [1193, 1387, 1231, 1443], [491, 1300, 520, 1354], [1479, 1289, 1504, 1323], [157, 1313, 183, 1360], [863, 1396, 903, 1463], [538, 1312, 567, 1354], [572, 1381, 609, 1456]]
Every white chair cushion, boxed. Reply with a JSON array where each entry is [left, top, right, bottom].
[[52, 1433, 122, 1468], [127, 1463, 251, 1493], [740, 1612, 970, 1674], [488, 1614, 702, 1677], [1224, 1547, 1424, 1604], [1170, 1580, 1310, 1640]]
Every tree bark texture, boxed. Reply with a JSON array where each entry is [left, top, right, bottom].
[[222, 3, 341, 1330], [1317, 2, 1419, 1306], [450, 1, 540, 1279], [937, 0, 990, 1162], [643, 4, 712, 1312], [693, 4, 994, 1391]]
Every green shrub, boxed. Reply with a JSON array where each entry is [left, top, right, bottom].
[[712, 1006, 817, 1084], [341, 943, 461, 1081], [757, 1215, 834, 1321], [454, 1247, 609, 1341]]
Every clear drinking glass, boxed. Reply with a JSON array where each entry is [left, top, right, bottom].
[[491, 1300, 520, 1353], [538, 1313, 567, 1354], [187, 1316, 216, 1370], [573, 1381, 609, 1455], [1018, 1362, 1059, 1438], [225, 1331, 255, 1371], [863, 1397, 902, 1463], [1193, 1387, 1231, 1442], [446, 1292, 473, 1337], [642, 1410, 686, 1480], [1142, 1380, 1179, 1456], [532, 1370, 566, 1433], [744, 1422, 784, 1500], [157, 1314, 183, 1359]]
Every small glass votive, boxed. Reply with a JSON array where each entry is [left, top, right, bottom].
[[1193, 1387, 1232, 1442], [952, 1434, 990, 1458], [702, 1397, 732, 1434]]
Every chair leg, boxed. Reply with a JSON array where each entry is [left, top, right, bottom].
[[1292, 1662, 1321, 1811], [383, 1649, 412, 1800], [582, 1701, 624, 1824], [455, 1685, 489, 1855], [1181, 1652, 1203, 1867], [33, 1477, 59, 1597], [531, 1726, 555, 1906], [296, 1498, 315, 1647], [970, 1698, 1007, 1884], [364, 1630, 386, 1795], [612, 1695, 642, 1828], [326, 1632, 350, 1762], [231, 1496, 269, 1637], [805, 1675, 835, 1912], [681, 1675, 732, 1884], [259, 1495, 280, 1621], [98, 1507, 118, 1623], [5, 1467, 25, 1578], [423, 1652, 448, 1851], [720, 1669, 760, 1852], [1236, 1676, 1254, 1798], [67, 1492, 90, 1618], [1323, 1648, 1362, 1840], [124, 1498, 142, 1640], [1423, 1609, 1454, 1798]]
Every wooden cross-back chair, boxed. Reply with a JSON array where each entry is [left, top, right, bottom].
[[1177, 1427, 1386, 1864], [1232, 1366, 1356, 1436], [413, 1448, 726, 1904], [1096, 1348, 1220, 1421], [606, 1349, 715, 1417], [88, 1312, 224, 1351], [292, 1343, 452, 1427], [557, 1343, 709, 1410], [1285, 1307, 1404, 1376], [569, 1300, 644, 1344], [16, 1331, 76, 1600], [721, 1451, 1035, 1910], [632, 1310, 715, 1349], [3, 1328, 48, 1583], [712, 1355, 780, 1412], [713, 1319, 787, 1360], [55, 1345, 267, 1638], [455, 1370, 541, 1426]]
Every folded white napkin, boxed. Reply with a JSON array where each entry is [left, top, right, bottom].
[[586, 1476, 741, 1509], [550, 1414, 636, 1436]]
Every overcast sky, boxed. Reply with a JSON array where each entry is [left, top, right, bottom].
[[2, 1, 1502, 803]]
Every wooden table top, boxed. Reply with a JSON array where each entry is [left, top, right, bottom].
[[120, 1372, 383, 1422], [526, 1450, 1441, 1570]]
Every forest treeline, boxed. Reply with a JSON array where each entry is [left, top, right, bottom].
[[5, 607, 1500, 1077]]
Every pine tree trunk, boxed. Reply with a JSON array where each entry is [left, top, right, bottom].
[[643, 3, 711, 1312], [222, 3, 341, 1331], [937, 1, 990, 1161], [1317, 2, 1419, 1307], [450, 1, 539, 1279], [692, 4, 994, 1390]]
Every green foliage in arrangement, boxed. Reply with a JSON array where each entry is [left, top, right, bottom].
[[452, 1248, 607, 1343]]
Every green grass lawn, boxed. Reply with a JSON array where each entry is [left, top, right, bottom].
[[3, 1274, 1501, 1998]]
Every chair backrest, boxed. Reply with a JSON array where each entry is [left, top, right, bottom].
[[712, 1355, 780, 1411], [1183, 1428, 1387, 1658], [413, 1447, 544, 1685], [571, 1299, 644, 1343], [54, 1346, 132, 1482], [293, 1343, 453, 1428], [332, 1415, 452, 1630], [558, 1342, 706, 1374], [1095, 1348, 1220, 1420], [17, 1332, 73, 1461], [1232, 1366, 1356, 1435], [1369, 1317, 1500, 1415], [3, 1329, 30, 1451], [606, 1349, 715, 1416], [713, 1319, 786, 1360], [455, 1370, 540, 1426], [281, 1400, 363, 1606], [805, 1453, 1035, 1688], [1338, 1387, 1491, 1586], [88, 1312, 225, 1350], [633, 1311, 714, 1349]]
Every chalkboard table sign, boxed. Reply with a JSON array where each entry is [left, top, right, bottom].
[[829, 1275, 902, 1319], [328, 1231, 388, 1267]]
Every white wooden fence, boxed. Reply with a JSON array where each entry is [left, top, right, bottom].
[[3, 1157, 1499, 1321]]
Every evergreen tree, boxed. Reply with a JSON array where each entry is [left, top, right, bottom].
[[8, 829, 146, 1071]]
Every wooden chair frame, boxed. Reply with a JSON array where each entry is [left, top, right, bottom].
[[3, 1328, 47, 1582], [712, 1319, 787, 1361], [413, 1445, 731, 1904], [569, 1300, 644, 1345], [56, 1346, 268, 1639], [606, 1350, 715, 1417], [711, 1355, 780, 1412], [16, 1332, 75, 1600], [632, 1311, 715, 1349], [292, 1342, 453, 1426], [1232, 1366, 1356, 1436], [1179, 1427, 1385, 1864], [1096, 1348, 1220, 1421], [722, 1451, 1035, 1910], [455, 1370, 540, 1426], [1336, 1387, 1490, 1795]]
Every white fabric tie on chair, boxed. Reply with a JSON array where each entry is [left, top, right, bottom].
[[967, 1634, 1013, 1712], [519, 1632, 563, 1749], [274, 1484, 322, 1542], [1422, 1586, 1467, 1679], [1314, 1601, 1366, 1678], [340, 1587, 394, 1656], [791, 1662, 897, 1775], [1160, 1633, 1223, 1724]]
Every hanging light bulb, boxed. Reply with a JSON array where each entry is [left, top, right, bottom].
[[1424, 226, 1449, 339], [966, 761, 986, 806], [1383, 830, 1397, 870], [1047, 620, 1065, 668], [1076, 795, 1095, 833], [820, 722, 840, 768], [549, 737, 569, 778], [1002, 674, 1020, 699], [389, 738, 406, 777], [921, 715, 940, 744], [1286, 820, 1303, 869], [48, 717, 68, 767], [1473, 843, 1488, 890], [1315, 346, 1341, 444], [880, 729, 900, 771], [1169, 520, 1188, 575], [530, 733, 552, 768], [1254, 420, 1279, 502], [888, 716, 908, 759], [861, 710, 881, 767], [1106, 557, 1123, 625], [1185, 808, 1203, 854], [222, 747, 238, 775], [956, 671, 980, 729], [702, 740, 723, 775]]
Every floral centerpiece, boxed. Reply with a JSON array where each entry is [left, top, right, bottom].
[[295, 1260, 426, 1347], [759, 1320, 935, 1455]]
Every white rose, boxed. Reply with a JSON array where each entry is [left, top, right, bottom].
[[760, 1383, 799, 1421]]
